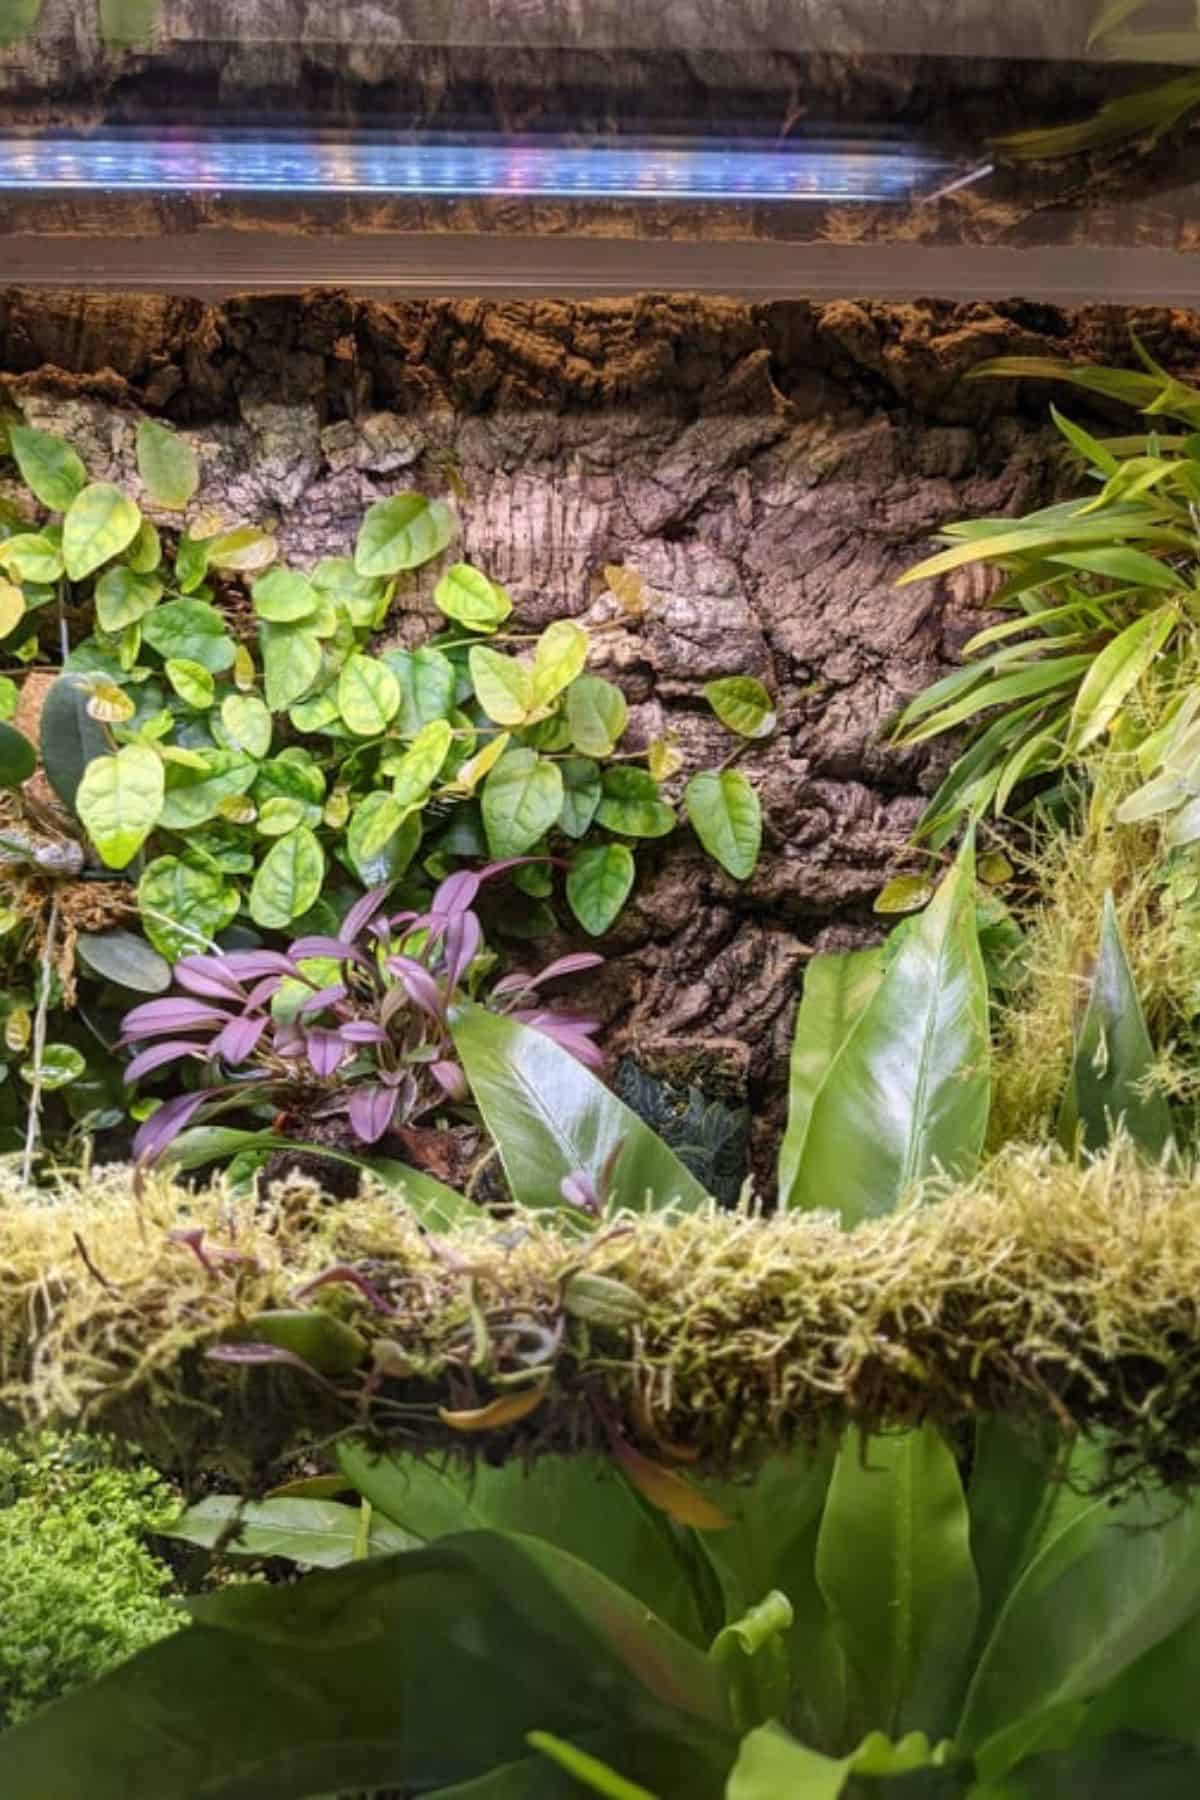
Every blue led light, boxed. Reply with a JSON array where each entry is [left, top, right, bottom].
[[0, 132, 970, 203]]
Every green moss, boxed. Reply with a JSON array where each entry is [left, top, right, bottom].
[[0, 1433, 183, 1728]]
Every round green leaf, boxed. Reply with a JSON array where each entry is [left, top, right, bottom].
[[249, 826, 325, 930], [0, 719, 35, 789], [0, 532, 63, 584], [75, 928, 171, 993], [481, 748, 564, 858], [137, 855, 240, 960], [207, 526, 277, 574], [254, 754, 326, 812], [135, 418, 199, 510], [159, 750, 257, 829], [252, 568, 320, 623], [347, 792, 421, 885], [63, 483, 142, 581], [468, 644, 533, 726], [142, 599, 236, 673], [257, 795, 306, 837], [128, 519, 162, 573], [174, 532, 210, 593], [8, 424, 86, 512], [391, 718, 454, 808], [94, 565, 162, 632], [685, 769, 761, 880], [164, 658, 215, 709], [433, 562, 512, 633], [338, 654, 401, 737], [220, 693, 272, 760], [558, 756, 603, 838], [75, 742, 164, 869], [596, 767, 676, 838], [704, 676, 777, 740], [261, 623, 322, 712], [20, 1043, 86, 1090], [566, 843, 636, 936], [354, 492, 456, 577], [311, 556, 388, 628], [567, 675, 628, 756], [532, 620, 589, 708], [382, 646, 457, 734]]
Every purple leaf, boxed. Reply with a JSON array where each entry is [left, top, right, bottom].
[[529, 952, 606, 986], [220, 951, 299, 980], [206, 1343, 330, 1384], [274, 1029, 307, 1060], [173, 956, 248, 1000], [430, 869, 480, 919], [133, 1090, 212, 1162], [339, 1020, 390, 1045], [338, 883, 394, 946], [386, 956, 445, 1022], [121, 997, 233, 1040], [298, 983, 348, 1018], [292, 1264, 399, 1315], [517, 1015, 607, 1070], [431, 1059, 468, 1102], [513, 1006, 601, 1036], [348, 1085, 400, 1144], [123, 1038, 212, 1085], [442, 910, 482, 990], [289, 935, 365, 964], [213, 1014, 269, 1066], [242, 976, 283, 1010], [305, 1027, 348, 1078]]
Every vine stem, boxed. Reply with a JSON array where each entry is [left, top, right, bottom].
[[21, 893, 60, 1187]]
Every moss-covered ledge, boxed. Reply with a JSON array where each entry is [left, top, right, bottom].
[[2, 1146, 1197, 1486]]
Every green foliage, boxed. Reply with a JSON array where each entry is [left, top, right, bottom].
[[0, 1432, 181, 1729]]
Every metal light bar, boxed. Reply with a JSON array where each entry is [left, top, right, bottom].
[[0, 131, 968, 204]]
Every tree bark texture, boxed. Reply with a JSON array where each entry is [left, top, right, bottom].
[[2, 288, 1197, 1168]]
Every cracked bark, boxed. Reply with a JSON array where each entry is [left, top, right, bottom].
[[2, 286, 1194, 1176]]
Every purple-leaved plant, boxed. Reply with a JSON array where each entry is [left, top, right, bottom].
[[120, 864, 603, 1162]]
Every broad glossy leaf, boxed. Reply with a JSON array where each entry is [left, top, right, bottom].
[[482, 748, 564, 857], [532, 620, 589, 707], [338, 652, 401, 736], [20, 1042, 86, 1089], [339, 1447, 708, 1645], [260, 622, 322, 711], [598, 767, 676, 839], [136, 418, 199, 509], [703, 677, 776, 740], [355, 492, 456, 577], [0, 1532, 730, 1800], [249, 825, 325, 929], [251, 568, 319, 623], [816, 1426, 979, 1741], [1057, 891, 1171, 1157], [959, 1485, 1200, 1763], [777, 948, 884, 1206], [137, 855, 241, 959], [434, 562, 512, 632], [75, 927, 171, 992], [62, 482, 141, 580], [685, 770, 761, 878], [164, 1496, 418, 1568], [143, 598, 236, 673], [383, 645, 457, 733], [567, 843, 635, 935], [220, 693, 272, 760], [94, 564, 161, 631], [788, 839, 989, 1224], [347, 793, 421, 885], [470, 644, 534, 725], [159, 750, 257, 829], [0, 719, 35, 788], [559, 756, 603, 837], [451, 1002, 710, 1213], [568, 675, 628, 756], [75, 743, 164, 868], [0, 531, 63, 583], [1066, 606, 1177, 752], [8, 423, 86, 510]]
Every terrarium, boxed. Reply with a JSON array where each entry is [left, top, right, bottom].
[[1, 5, 1200, 1797]]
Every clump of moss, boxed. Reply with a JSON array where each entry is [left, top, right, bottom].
[[0, 1431, 182, 1728], [5, 1148, 1200, 1488]]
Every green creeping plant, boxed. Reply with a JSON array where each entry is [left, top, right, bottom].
[[8, 858, 1200, 1797], [892, 342, 1200, 847]]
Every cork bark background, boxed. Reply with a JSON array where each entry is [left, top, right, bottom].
[[4, 287, 1197, 1172]]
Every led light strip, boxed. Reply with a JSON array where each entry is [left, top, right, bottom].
[[0, 133, 968, 203]]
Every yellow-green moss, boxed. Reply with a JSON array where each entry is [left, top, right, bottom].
[[3, 1147, 1200, 1486]]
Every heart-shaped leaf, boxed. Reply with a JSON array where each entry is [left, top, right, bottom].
[[137, 855, 240, 960], [434, 562, 512, 633], [75, 743, 164, 868], [470, 645, 534, 726], [8, 424, 86, 511], [135, 418, 199, 510], [354, 492, 456, 577], [94, 566, 162, 632], [597, 768, 675, 839], [338, 654, 401, 737], [567, 675, 628, 756], [685, 771, 760, 878], [252, 569, 320, 623], [567, 843, 635, 936], [63, 483, 142, 581], [482, 748, 564, 857], [249, 826, 325, 929], [703, 677, 776, 740]]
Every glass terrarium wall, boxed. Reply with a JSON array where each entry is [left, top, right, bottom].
[[0, 0, 1198, 297]]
